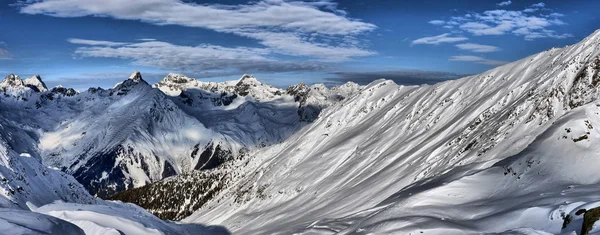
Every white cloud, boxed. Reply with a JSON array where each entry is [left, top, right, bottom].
[[19, 0, 376, 61], [531, 2, 546, 8], [449, 55, 507, 66], [522, 8, 538, 13], [497, 1, 512, 6], [455, 43, 500, 53], [430, 5, 570, 40], [68, 38, 326, 74], [429, 20, 445, 25], [523, 2, 547, 13], [412, 33, 468, 45]]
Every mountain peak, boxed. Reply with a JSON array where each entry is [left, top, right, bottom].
[[1, 74, 24, 88], [237, 74, 261, 86], [23, 75, 48, 92], [162, 73, 195, 84], [128, 71, 143, 82]]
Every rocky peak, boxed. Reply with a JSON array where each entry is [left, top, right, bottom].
[[1, 74, 24, 88], [113, 71, 149, 95], [236, 74, 261, 86], [128, 71, 144, 83], [23, 75, 48, 92], [286, 82, 309, 102], [50, 86, 77, 97], [162, 73, 194, 84]]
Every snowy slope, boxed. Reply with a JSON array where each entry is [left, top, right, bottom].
[[184, 29, 600, 234], [0, 208, 85, 235], [327, 102, 600, 234]]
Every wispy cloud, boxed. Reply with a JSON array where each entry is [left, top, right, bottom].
[[412, 33, 468, 45], [67, 38, 128, 46], [429, 20, 445, 25], [68, 39, 326, 75], [455, 43, 500, 53], [19, 0, 376, 61], [0, 48, 12, 60], [497, 1, 512, 6], [449, 55, 507, 66], [427, 2, 571, 41]]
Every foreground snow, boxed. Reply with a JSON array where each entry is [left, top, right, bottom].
[[34, 201, 230, 235]]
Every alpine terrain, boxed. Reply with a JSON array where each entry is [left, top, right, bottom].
[[1, 22, 600, 235]]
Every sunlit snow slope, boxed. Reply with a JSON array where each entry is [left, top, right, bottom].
[[186, 29, 600, 234]]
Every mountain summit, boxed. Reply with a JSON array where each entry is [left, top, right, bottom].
[[23, 75, 48, 92]]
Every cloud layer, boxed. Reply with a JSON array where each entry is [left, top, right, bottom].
[[68, 38, 326, 76], [412, 2, 570, 67], [325, 70, 465, 86], [19, 0, 376, 61]]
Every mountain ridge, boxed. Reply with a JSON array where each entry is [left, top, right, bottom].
[[176, 28, 600, 234]]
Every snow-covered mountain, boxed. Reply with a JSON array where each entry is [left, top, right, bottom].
[[0, 71, 360, 199], [0, 71, 361, 234], [169, 29, 600, 234]]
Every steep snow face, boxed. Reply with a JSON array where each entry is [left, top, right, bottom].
[[185, 30, 600, 234], [327, 102, 600, 234]]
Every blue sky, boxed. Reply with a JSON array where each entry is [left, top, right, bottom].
[[0, 0, 598, 89]]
